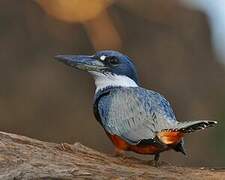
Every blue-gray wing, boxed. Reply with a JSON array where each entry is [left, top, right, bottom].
[[97, 87, 178, 145]]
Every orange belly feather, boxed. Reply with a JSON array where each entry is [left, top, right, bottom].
[[106, 131, 184, 154], [106, 133, 161, 154]]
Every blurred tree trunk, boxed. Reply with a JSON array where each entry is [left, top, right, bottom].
[[0, 131, 224, 179]]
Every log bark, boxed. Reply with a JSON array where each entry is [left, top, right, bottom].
[[0, 131, 224, 180]]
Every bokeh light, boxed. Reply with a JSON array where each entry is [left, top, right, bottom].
[[36, 0, 121, 50], [36, 0, 112, 23]]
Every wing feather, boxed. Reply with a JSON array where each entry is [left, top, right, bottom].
[[96, 87, 177, 145]]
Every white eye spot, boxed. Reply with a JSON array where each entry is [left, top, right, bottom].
[[100, 55, 106, 61]]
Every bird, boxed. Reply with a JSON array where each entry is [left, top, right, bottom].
[[55, 50, 217, 165]]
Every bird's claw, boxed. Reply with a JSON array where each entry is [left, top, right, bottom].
[[113, 148, 126, 159]]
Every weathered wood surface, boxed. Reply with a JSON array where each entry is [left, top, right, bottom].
[[0, 131, 224, 179]]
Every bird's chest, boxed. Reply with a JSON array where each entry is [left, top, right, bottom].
[[93, 89, 111, 126], [93, 88, 135, 127], [106, 132, 167, 154]]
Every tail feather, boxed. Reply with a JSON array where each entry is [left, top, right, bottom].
[[156, 120, 217, 146], [175, 120, 217, 133]]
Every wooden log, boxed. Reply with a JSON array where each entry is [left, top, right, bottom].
[[0, 131, 224, 179]]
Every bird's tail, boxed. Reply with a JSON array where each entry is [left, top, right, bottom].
[[157, 120, 217, 145], [175, 120, 217, 133]]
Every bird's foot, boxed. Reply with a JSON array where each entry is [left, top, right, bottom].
[[113, 148, 126, 158], [148, 153, 160, 167], [148, 160, 159, 167]]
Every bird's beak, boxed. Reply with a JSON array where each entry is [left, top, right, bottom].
[[54, 55, 107, 72]]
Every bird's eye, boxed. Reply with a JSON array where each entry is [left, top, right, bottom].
[[107, 57, 119, 65]]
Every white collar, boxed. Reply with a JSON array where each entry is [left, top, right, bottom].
[[89, 71, 138, 93]]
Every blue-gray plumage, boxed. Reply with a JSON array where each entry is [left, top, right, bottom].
[[55, 50, 217, 164], [95, 86, 176, 144]]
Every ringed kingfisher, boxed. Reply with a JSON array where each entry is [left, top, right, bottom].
[[55, 50, 217, 165]]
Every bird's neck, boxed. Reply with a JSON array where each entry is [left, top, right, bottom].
[[90, 71, 138, 93]]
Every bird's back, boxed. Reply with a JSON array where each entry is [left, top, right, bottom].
[[94, 86, 178, 145]]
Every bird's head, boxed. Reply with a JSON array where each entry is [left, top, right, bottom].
[[55, 50, 139, 92]]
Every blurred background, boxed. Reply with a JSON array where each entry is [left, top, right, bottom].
[[0, 0, 224, 167]]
